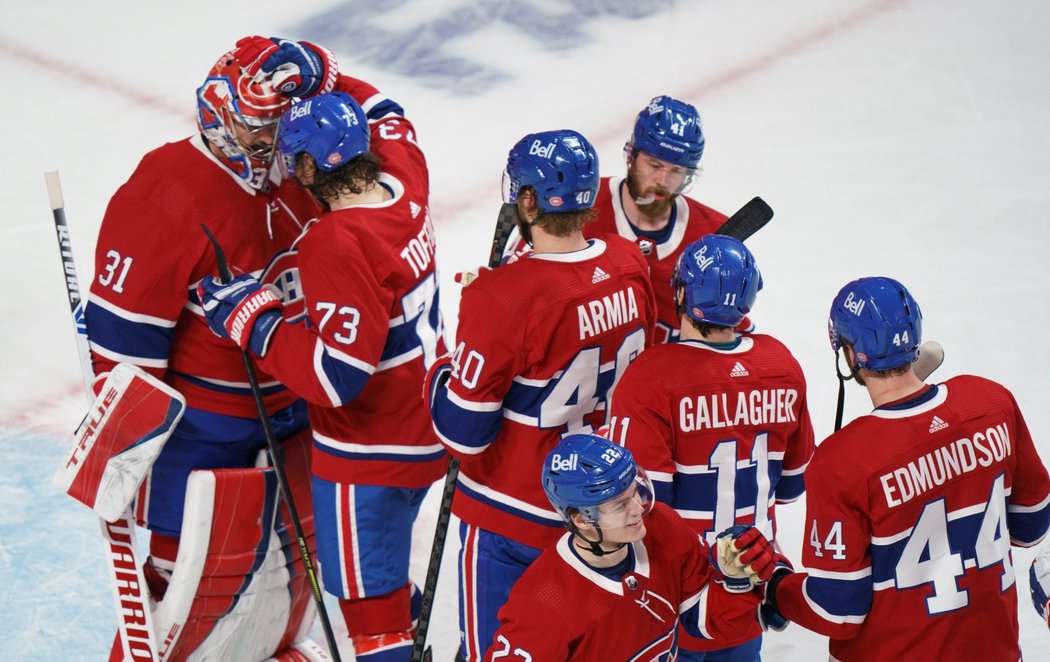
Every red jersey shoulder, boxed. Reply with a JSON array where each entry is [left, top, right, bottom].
[[941, 374, 1017, 414], [680, 195, 728, 235]]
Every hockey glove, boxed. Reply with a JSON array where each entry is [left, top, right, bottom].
[[239, 36, 337, 98], [197, 274, 283, 357], [759, 566, 793, 632], [710, 525, 778, 593], [1030, 544, 1050, 627]]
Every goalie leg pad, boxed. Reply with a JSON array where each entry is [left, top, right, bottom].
[[152, 429, 318, 661]]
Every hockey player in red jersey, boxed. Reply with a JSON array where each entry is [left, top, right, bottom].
[[762, 277, 1050, 661], [85, 36, 330, 658], [606, 235, 814, 661], [486, 433, 773, 660], [503, 95, 748, 342], [199, 74, 446, 658], [425, 129, 658, 660]]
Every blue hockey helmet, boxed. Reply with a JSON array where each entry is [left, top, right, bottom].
[[502, 129, 600, 213], [276, 91, 370, 177], [628, 95, 705, 170], [542, 434, 653, 525], [672, 235, 762, 328], [829, 277, 923, 371]]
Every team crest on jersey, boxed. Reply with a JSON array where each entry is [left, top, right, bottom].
[[260, 250, 305, 321], [637, 238, 654, 255]]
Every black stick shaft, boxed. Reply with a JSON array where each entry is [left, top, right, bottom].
[[201, 224, 342, 661], [411, 202, 519, 662]]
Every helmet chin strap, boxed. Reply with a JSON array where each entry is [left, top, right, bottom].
[[834, 344, 861, 432], [515, 205, 536, 248], [569, 522, 626, 557]]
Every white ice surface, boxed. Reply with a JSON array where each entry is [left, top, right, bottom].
[[2, 0, 1049, 659]]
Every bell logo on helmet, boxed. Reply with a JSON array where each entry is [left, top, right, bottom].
[[692, 245, 715, 272], [528, 139, 556, 159], [549, 453, 578, 472], [289, 100, 313, 121], [843, 291, 866, 316]]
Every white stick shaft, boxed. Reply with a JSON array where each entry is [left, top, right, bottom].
[[45, 170, 160, 660], [45, 170, 95, 399]]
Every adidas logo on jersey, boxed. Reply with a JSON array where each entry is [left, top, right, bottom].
[[409, 201, 422, 218], [730, 362, 749, 378], [592, 266, 610, 284], [929, 416, 949, 433]]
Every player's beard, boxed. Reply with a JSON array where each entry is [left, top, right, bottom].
[[625, 170, 676, 219]]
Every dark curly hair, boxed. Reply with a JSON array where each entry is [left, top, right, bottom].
[[299, 152, 381, 206]]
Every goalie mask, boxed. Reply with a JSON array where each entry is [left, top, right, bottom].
[[829, 276, 923, 371], [196, 42, 290, 190]]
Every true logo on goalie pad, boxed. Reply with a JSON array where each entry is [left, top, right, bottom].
[[53, 364, 185, 522]]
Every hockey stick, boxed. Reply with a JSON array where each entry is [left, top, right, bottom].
[[45, 171, 163, 661], [714, 196, 773, 242], [411, 202, 520, 662], [833, 339, 946, 431], [201, 225, 342, 662]]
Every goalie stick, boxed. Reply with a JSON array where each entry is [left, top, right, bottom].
[[411, 202, 519, 662], [46, 170, 163, 661], [201, 225, 342, 662]]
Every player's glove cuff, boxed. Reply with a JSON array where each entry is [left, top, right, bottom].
[[710, 525, 756, 593], [225, 288, 282, 356], [1030, 546, 1050, 626], [759, 566, 793, 631]]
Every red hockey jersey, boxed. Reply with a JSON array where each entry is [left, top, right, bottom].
[[607, 335, 814, 651], [777, 376, 1050, 661], [430, 235, 658, 548], [256, 76, 447, 488], [87, 135, 320, 417], [586, 177, 728, 343], [608, 335, 814, 541], [503, 177, 734, 343], [484, 503, 762, 661]]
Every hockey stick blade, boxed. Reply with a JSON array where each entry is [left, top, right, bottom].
[[914, 340, 944, 382], [714, 196, 773, 242]]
